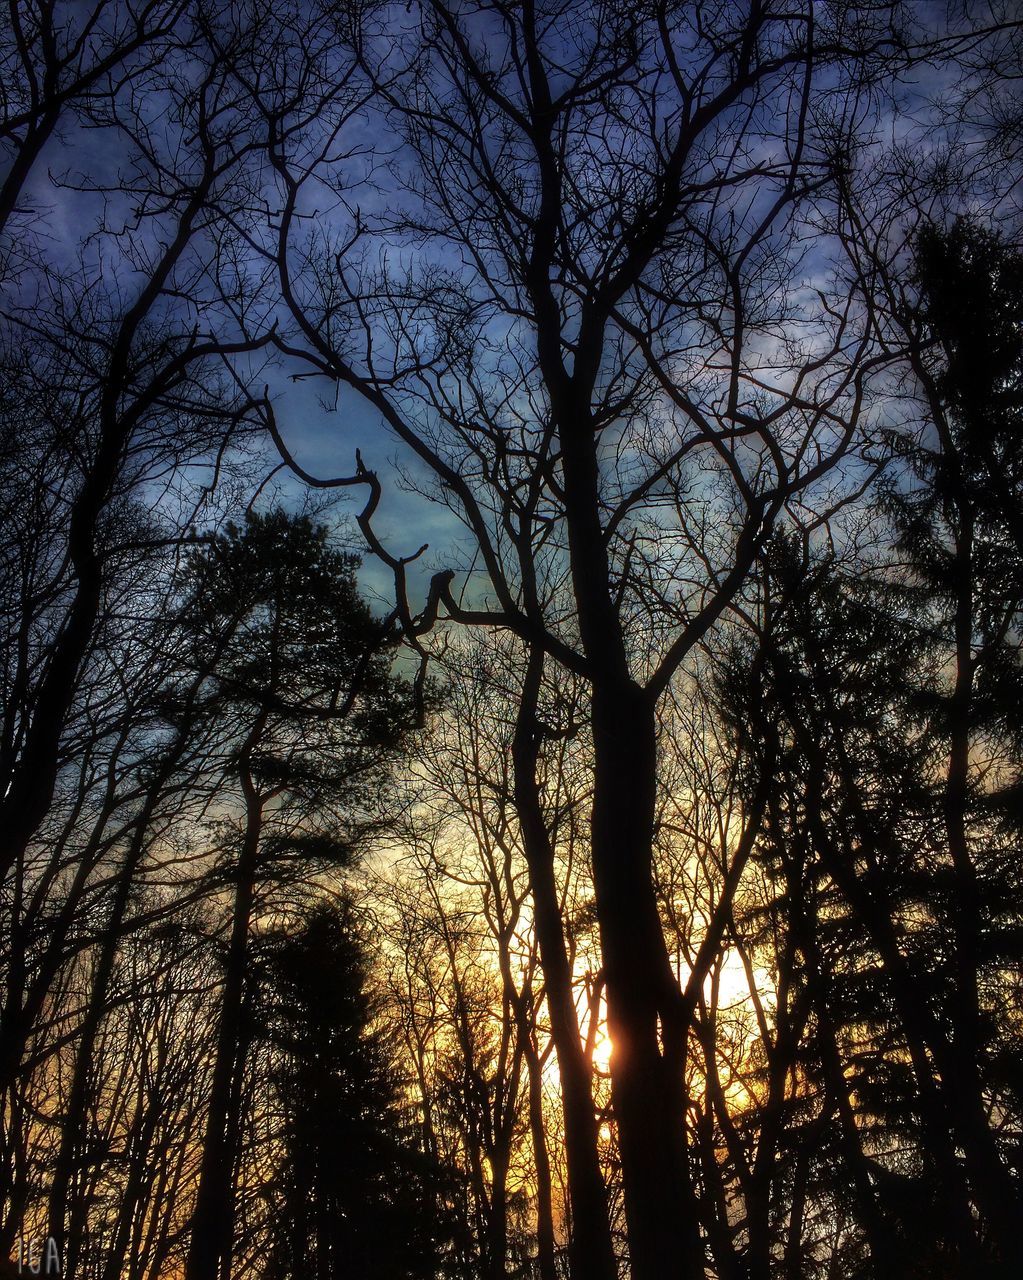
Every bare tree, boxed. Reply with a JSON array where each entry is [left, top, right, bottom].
[[0, 1, 275, 891], [0, 0, 187, 246], [257, 3, 907, 1272]]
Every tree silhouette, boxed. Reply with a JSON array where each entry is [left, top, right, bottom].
[[177, 511, 417, 1280], [2, 3, 1022, 1277], [716, 214, 1023, 1280], [254, 900, 449, 1280]]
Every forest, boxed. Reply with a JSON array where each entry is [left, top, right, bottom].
[[1, 2, 1021, 1278]]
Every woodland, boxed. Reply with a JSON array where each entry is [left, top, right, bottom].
[[1, 2, 1022, 1278]]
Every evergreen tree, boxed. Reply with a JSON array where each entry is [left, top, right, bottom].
[[255, 900, 449, 1280], [717, 223, 1023, 1278], [177, 510, 420, 1280], [718, 536, 956, 1280]]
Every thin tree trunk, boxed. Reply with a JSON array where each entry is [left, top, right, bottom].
[[522, 1026, 558, 1280], [488, 1145, 510, 1280], [100, 1082, 163, 1280], [773, 660, 987, 1267], [185, 732, 265, 1280], [0, 111, 59, 238], [48, 805, 174, 1256], [800, 767, 984, 1265], [783, 1145, 809, 1280], [513, 649, 618, 1280], [942, 506, 1022, 1271], [0, 167, 214, 885]]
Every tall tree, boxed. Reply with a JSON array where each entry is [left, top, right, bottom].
[[178, 511, 416, 1280], [890, 221, 1023, 1271], [257, 4, 906, 1272], [254, 899, 447, 1280]]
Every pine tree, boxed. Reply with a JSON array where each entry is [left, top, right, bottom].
[[716, 223, 1023, 1278], [256, 900, 449, 1280], [178, 510, 421, 1280]]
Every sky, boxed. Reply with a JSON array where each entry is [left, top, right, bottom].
[[3, 0, 1018, 626]]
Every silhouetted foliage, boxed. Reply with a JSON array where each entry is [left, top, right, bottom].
[[2, 3, 1022, 1279], [255, 900, 450, 1280]]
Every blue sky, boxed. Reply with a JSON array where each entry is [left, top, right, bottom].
[[4, 0, 1018, 628]]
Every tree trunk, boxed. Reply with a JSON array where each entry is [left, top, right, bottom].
[[522, 1026, 558, 1280], [49, 788, 179, 1258], [512, 649, 617, 1280], [589, 679, 704, 1280], [185, 745, 265, 1280], [488, 1145, 510, 1280], [0, 111, 60, 238], [942, 512, 1023, 1271], [557, 397, 703, 1279]]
